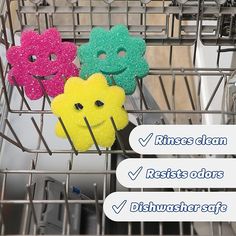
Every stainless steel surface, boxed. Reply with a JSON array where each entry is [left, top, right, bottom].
[[0, 0, 236, 235]]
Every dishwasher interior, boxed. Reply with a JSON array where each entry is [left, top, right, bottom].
[[0, 0, 236, 235]]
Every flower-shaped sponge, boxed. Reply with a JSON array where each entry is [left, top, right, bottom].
[[6, 28, 78, 100], [51, 73, 128, 151], [78, 24, 149, 95]]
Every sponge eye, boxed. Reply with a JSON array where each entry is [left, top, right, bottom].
[[117, 48, 126, 57], [49, 53, 57, 61], [74, 103, 83, 110], [97, 51, 106, 60], [95, 100, 104, 107], [28, 55, 37, 62]]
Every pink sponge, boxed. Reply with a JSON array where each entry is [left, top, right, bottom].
[[6, 28, 78, 100]]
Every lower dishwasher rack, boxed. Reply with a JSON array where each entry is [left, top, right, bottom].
[[1, 0, 236, 235], [0, 67, 235, 236]]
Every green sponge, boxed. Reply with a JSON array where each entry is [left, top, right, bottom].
[[78, 24, 149, 95]]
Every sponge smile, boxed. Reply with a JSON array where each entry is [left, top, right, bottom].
[[31, 72, 58, 81], [79, 120, 105, 128], [100, 67, 126, 75]]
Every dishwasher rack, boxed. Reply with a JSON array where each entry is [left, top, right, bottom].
[[1, 0, 236, 235]]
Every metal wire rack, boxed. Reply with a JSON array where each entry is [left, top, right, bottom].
[[0, 0, 236, 235]]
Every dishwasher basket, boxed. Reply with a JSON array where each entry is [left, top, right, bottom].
[[0, 0, 236, 235]]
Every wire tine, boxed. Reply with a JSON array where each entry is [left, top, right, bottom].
[[172, 74, 176, 97], [135, 77, 149, 110], [136, 116, 142, 125], [110, 75, 116, 86], [36, 79, 51, 105], [108, 2, 111, 29], [11, 76, 31, 111], [94, 183, 101, 235], [169, 14, 175, 66], [190, 222, 194, 236], [221, 74, 228, 124], [226, 117, 231, 124], [0, 18, 5, 46], [158, 75, 171, 110], [217, 46, 221, 67], [126, 0, 128, 26], [0, 131, 23, 149], [5, 119, 25, 151], [75, 0, 80, 28], [43, 0, 49, 30], [83, 117, 102, 156], [218, 222, 222, 236], [21, 0, 26, 25], [184, 76, 195, 110], [197, 74, 202, 123], [159, 222, 163, 235], [20, 159, 35, 234], [0, 15, 9, 49], [31, 159, 36, 170], [0, 86, 4, 101], [26, 184, 38, 235], [128, 222, 132, 235], [193, 0, 201, 66], [19, 87, 24, 113], [172, 74, 176, 124], [0, 172, 6, 235], [16, 9, 23, 31], [0, 173, 6, 203], [210, 222, 214, 236], [140, 221, 144, 236], [89, 0, 93, 29], [193, 40, 198, 67], [58, 117, 78, 155], [179, 221, 183, 236], [0, 59, 11, 111], [143, 3, 147, 40], [197, 74, 201, 97], [22, 160, 37, 234], [62, 182, 71, 235], [31, 117, 52, 155], [71, 2, 76, 43], [205, 75, 224, 110], [49, 13, 53, 28], [0, 207, 5, 236], [36, 12, 41, 34], [68, 158, 73, 171], [188, 117, 193, 124], [101, 150, 108, 235], [64, 156, 73, 234], [110, 117, 126, 155], [160, 117, 165, 124], [6, 0, 15, 46], [41, 93, 46, 112]]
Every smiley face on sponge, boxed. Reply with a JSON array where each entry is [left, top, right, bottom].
[[6, 28, 78, 100], [51, 73, 128, 151], [78, 25, 149, 95]]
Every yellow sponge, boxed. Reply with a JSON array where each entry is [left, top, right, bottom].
[[51, 73, 128, 151]]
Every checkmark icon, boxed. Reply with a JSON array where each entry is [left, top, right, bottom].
[[138, 133, 153, 147], [112, 200, 127, 214], [128, 166, 143, 181]]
